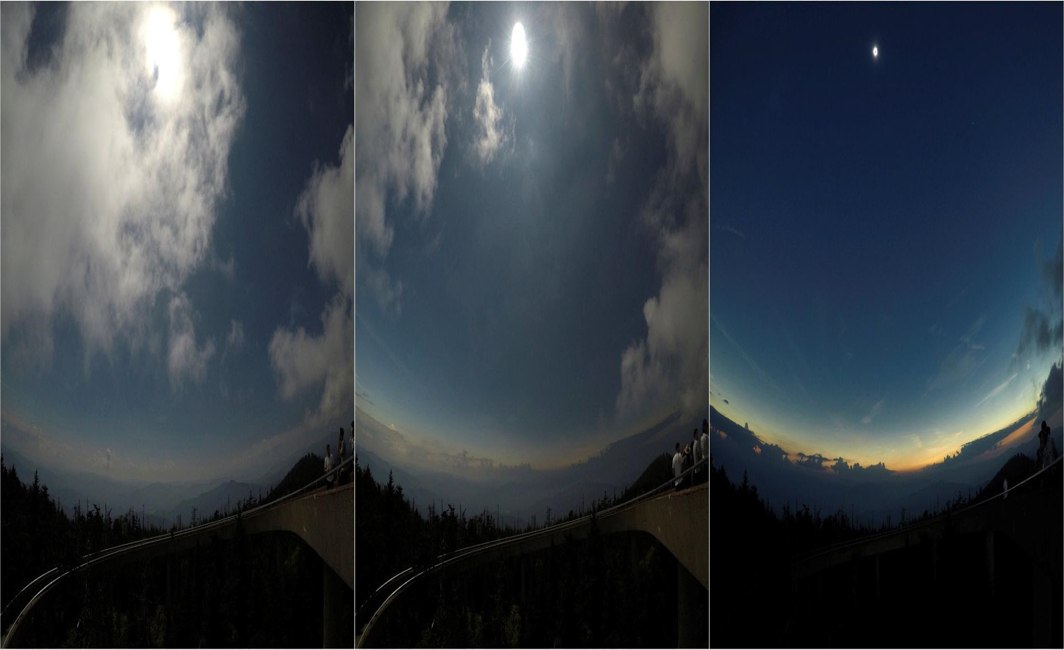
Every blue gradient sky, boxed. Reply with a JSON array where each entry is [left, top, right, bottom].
[[356, 3, 708, 469], [710, 3, 1063, 470], [2, 3, 354, 483]]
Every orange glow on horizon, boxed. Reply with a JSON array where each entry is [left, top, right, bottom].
[[728, 405, 1039, 474]]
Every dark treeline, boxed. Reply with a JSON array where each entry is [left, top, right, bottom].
[[2, 451, 332, 611], [710, 451, 1057, 647], [12, 528, 323, 647], [1, 456, 167, 610], [2, 453, 341, 647], [357, 452, 703, 647], [355, 457, 521, 614], [355, 451, 676, 614]]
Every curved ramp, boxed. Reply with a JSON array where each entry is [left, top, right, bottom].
[[3, 473, 353, 648], [358, 474, 707, 647]]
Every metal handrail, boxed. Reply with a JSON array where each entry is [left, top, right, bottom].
[[356, 456, 708, 647], [1, 453, 354, 647]]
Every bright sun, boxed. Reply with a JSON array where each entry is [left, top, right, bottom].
[[511, 22, 528, 69], [142, 6, 184, 103]]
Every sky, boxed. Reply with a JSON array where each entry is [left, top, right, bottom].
[[1, 2, 354, 484], [710, 3, 1063, 472], [355, 3, 708, 471]]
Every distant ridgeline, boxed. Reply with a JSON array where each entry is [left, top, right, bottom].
[[1, 455, 165, 610], [708, 404, 1062, 527]]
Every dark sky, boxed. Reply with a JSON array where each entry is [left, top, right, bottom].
[[356, 3, 708, 471], [711, 3, 1063, 470], [1, 3, 354, 482]]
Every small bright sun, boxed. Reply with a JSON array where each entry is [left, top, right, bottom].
[[142, 6, 184, 103], [872, 45, 879, 59], [511, 22, 528, 69]]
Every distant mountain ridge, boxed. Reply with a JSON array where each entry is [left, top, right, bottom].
[[355, 408, 699, 528], [708, 404, 1060, 526]]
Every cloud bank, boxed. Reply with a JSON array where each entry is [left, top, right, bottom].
[[354, 3, 456, 316], [616, 3, 709, 423], [1, 3, 244, 373]]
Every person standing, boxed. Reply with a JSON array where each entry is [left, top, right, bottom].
[[337, 427, 346, 482], [1037, 421, 1058, 470], [692, 428, 703, 484], [701, 419, 709, 468], [672, 443, 684, 490], [324, 444, 334, 488]]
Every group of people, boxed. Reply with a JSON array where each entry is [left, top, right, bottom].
[[324, 420, 354, 487], [673, 418, 710, 490]]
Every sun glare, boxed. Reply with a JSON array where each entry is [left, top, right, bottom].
[[142, 6, 184, 103], [511, 22, 528, 69]]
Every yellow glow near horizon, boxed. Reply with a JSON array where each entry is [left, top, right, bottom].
[[142, 6, 184, 104], [511, 22, 528, 69], [717, 399, 1039, 473]]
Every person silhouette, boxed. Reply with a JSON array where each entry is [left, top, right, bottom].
[[672, 443, 684, 491], [337, 427, 346, 482], [1037, 421, 1057, 470], [701, 419, 709, 470], [324, 444, 334, 487], [692, 428, 702, 485]]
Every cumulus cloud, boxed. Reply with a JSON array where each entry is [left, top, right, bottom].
[[296, 124, 354, 298], [271, 115, 354, 427], [355, 3, 460, 317], [1, 3, 244, 363], [167, 292, 215, 388], [616, 4, 708, 423], [355, 3, 456, 317], [473, 44, 505, 165], [1016, 238, 1063, 363], [269, 295, 353, 427], [1036, 361, 1062, 425]]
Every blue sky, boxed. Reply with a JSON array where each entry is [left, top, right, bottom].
[[710, 3, 1063, 470], [356, 3, 708, 471], [1, 3, 353, 483]]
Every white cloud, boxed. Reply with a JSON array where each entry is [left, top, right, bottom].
[[269, 295, 353, 427], [473, 44, 504, 165], [296, 124, 354, 299], [616, 4, 708, 424], [226, 319, 245, 352], [355, 3, 456, 316], [355, 2, 452, 257], [276, 109, 355, 428], [1, 3, 244, 365], [167, 292, 215, 389]]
